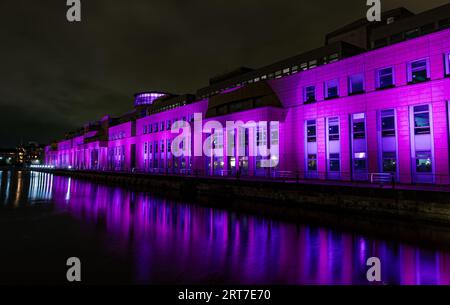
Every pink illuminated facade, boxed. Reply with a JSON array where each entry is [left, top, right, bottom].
[[45, 24, 450, 185]]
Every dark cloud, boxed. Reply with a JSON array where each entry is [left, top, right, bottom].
[[0, 0, 448, 147]]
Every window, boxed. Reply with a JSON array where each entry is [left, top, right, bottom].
[[307, 154, 317, 171], [352, 113, 365, 139], [349, 73, 364, 94], [421, 23, 434, 34], [167, 140, 171, 153], [408, 59, 429, 83], [304, 86, 316, 103], [354, 152, 366, 170], [416, 151, 432, 173], [329, 153, 340, 171], [374, 38, 387, 48], [270, 123, 279, 145], [413, 105, 430, 135], [144, 142, 147, 154], [308, 60, 317, 69], [306, 120, 316, 142], [154, 123, 159, 132], [381, 109, 395, 137], [445, 52, 450, 76], [329, 53, 339, 63], [328, 117, 339, 141], [160, 140, 164, 153], [167, 120, 171, 130], [405, 28, 419, 40], [390, 33, 403, 43], [382, 152, 396, 173], [143, 125, 147, 134], [148, 124, 153, 133], [161, 122, 165, 131], [325, 79, 339, 99], [377, 67, 394, 89], [439, 17, 450, 29], [149, 144, 152, 154]]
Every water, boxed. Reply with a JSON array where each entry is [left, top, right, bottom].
[[0, 169, 449, 284]]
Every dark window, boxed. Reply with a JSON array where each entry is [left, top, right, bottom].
[[420, 23, 435, 34], [349, 74, 364, 94], [439, 17, 450, 29], [413, 105, 430, 135], [354, 155, 366, 171], [381, 109, 395, 137], [161, 122, 165, 130], [353, 122, 365, 139], [416, 151, 432, 173], [329, 153, 340, 171], [167, 120, 171, 130], [304, 86, 316, 103], [405, 28, 419, 40], [143, 125, 147, 134], [217, 105, 227, 115], [374, 38, 387, 48], [167, 140, 171, 153], [148, 124, 153, 133], [390, 33, 403, 43], [160, 140, 164, 153], [154, 123, 158, 132], [306, 120, 316, 142], [326, 79, 339, 99], [445, 53, 450, 76], [382, 152, 396, 173], [307, 154, 317, 171], [377, 67, 394, 89], [408, 59, 429, 83], [328, 118, 339, 141]]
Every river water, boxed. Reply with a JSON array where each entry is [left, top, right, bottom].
[[0, 170, 449, 284]]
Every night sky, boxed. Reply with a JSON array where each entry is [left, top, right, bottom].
[[0, 0, 448, 148]]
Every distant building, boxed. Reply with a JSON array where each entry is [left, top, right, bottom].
[[0, 148, 18, 166], [45, 4, 450, 185]]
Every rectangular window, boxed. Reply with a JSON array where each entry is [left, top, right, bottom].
[[270, 124, 279, 145], [167, 120, 171, 130], [413, 105, 430, 135], [148, 124, 153, 133], [408, 59, 429, 83], [325, 79, 339, 99], [352, 113, 365, 139], [160, 140, 164, 153], [381, 109, 395, 137], [445, 52, 450, 76], [328, 117, 339, 141], [349, 73, 364, 94], [149, 144, 152, 154], [306, 120, 316, 143], [161, 122, 165, 131], [307, 154, 317, 171], [353, 152, 366, 170], [143, 125, 147, 134], [377, 67, 394, 89], [304, 86, 316, 103], [144, 142, 147, 154], [154, 123, 159, 132], [329, 153, 340, 171], [382, 152, 396, 173], [439, 17, 450, 29], [167, 140, 171, 153], [405, 28, 419, 40], [416, 151, 432, 173]]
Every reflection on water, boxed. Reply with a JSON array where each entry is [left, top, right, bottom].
[[1, 170, 450, 284]]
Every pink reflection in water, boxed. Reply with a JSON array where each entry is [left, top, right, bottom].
[[46, 174, 450, 285]]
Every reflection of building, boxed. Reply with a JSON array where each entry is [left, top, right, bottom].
[[46, 4, 450, 185]]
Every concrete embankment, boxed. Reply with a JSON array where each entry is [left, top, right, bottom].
[[30, 168, 450, 225]]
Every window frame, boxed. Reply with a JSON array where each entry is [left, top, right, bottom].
[[376, 66, 395, 89], [325, 79, 339, 99], [304, 85, 316, 103], [348, 73, 365, 95], [407, 58, 430, 84], [413, 105, 431, 135]]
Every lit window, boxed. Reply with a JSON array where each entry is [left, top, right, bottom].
[[349, 73, 364, 94], [329, 153, 340, 171], [413, 105, 431, 135], [416, 151, 432, 173], [304, 86, 316, 103], [306, 120, 316, 143], [353, 152, 366, 171], [381, 109, 395, 137], [377, 67, 394, 89], [328, 117, 339, 141], [408, 59, 429, 83], [308, 60, 317, 69], [325, 79, 339, 99], [352, 113, 365, 139], [308, 154, 317, 171]]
